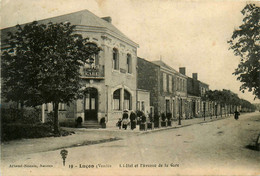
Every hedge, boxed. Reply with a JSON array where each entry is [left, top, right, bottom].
[[1, 108, 41, 124], [2, 123, 53, 141]]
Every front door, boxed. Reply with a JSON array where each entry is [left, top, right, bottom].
[[192, 101, 196, 117], [84, 88, 98, 121]]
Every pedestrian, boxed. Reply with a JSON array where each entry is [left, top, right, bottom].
[[122, 118, 129, 130], [234, 110, 240, 120], [130, 111, 137, 130], [122, 109, 129, 130], [117, 118, 122, 129]]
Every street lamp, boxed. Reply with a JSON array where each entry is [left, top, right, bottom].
[[178, 96, 182, 125]]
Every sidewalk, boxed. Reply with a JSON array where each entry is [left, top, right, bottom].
[[1, 114, 232, 158]]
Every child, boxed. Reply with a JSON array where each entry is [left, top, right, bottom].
[[122, 118, 129, 130], [117, 118, 122, 129]]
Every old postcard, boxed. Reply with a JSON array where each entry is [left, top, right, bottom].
[[1, 0, 260, 175]]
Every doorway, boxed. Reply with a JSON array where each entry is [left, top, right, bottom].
[[84, 88, 98, 121]]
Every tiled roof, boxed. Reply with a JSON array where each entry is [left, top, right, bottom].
[[1, 9, 137, 47], [152, 60, 178, 74]]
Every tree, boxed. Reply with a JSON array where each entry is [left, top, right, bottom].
[[228, 4, 260, 99], [1, 21, 101, 134]]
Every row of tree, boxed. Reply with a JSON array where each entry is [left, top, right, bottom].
[[202, 89, 256, 113]]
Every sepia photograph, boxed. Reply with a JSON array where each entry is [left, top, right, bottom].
[[1, 0, 260, 175]]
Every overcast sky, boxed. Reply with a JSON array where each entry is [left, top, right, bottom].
[[1, 0, 259, 103]]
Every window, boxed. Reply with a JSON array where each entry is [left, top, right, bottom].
[[177, 78, 180, 91], [166, 100, 170, 113], [124, 90, 131, 110], [141, 101, 145, 111], [126, 54, 132, 73], [184, 80, 186, 92], [85, 94, 90, 110], [59, 103, 66, 111], [113, 89, 121, 110], [113, 48, 119, 70], [85, 43, 99, 68], [180, 79, 182, 91], [169, 75, 172, 93], [137, 101, 140, 111], [163, 73, 167, 92]]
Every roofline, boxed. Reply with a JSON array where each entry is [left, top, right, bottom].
[[152, 60, 188, 78], [137, 57, 160, 67], [1, 10, 139, 48]]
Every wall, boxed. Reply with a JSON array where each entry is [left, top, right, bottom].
[[137, 58, 160, 115]]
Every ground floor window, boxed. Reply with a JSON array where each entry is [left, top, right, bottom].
[[166, 99, 170, 113], [113, 89, 121, 110], [137, 101, 140, 111], [59, 103, 66, 111], [113, 89, 132, 110], [124, 90, 131, 110], [141, 101, 145, 111]]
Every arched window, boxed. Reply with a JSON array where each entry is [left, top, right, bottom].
[[113, 89, 121, 110], [124, 90, 131, 110], [113, 48, 119, 70], [126, 54, 132, 73]]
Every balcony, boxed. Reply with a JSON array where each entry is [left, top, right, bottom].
[[80, 65, 105, 79]]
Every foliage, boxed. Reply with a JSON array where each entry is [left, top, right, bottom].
[[153, 113, 160, 122], [2, 123, 52, 141], [204, 89, 255, 112], [228, 4, 260, 99], [166, 113, 172, 121], [1, 108, 41, 124], [161, 113, 166, 121], [1, 21, 101, 133], [148, 112, 154, 122]]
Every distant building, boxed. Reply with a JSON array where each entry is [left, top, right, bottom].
[[187, 72, 212, 118], [1, 10, 139, 127], [137, 57, 188, 119]]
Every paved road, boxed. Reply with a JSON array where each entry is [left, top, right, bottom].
[[1, 112, 260, 176]]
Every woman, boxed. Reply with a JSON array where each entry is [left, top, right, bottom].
[[130, 111, 137, 130]]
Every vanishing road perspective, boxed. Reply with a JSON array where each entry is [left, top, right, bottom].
[[1, 112, 260, 176]]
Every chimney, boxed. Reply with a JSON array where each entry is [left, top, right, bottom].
[[101, 16, 112, 23], [179, 67, 186, 75], [192, 73, 198, 80]]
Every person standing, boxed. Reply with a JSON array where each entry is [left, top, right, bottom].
[[130, 111, 137, 130], [122, 110, 129, 130], [234, 110, 240, 120]]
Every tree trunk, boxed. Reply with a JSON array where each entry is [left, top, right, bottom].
[[215, 104, 218, 118], [53, 102, 60, 135], [220, 104, 222, 117]]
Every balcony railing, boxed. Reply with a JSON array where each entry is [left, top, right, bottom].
[[81, 65, 105, 79]]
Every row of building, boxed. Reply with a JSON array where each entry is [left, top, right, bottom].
[[1, 9, 231, 127]]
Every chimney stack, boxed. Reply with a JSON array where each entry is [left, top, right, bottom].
[[192, 73, 198, 80], [179, 67, 186, 75], [101, 17, 112, 23]]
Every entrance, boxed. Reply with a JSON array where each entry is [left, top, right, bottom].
[[192, 101, 196, 117], [84, 88, 98, 121]]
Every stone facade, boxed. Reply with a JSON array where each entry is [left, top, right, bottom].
[[137, 58, 188, 119], [137, 57, 160, 115], [1, 10, 138, 127]]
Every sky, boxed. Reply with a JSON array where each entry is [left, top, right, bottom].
[[1, 0, 259, 103]]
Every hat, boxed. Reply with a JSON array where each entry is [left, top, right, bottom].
[[123, 109, 129, 113]]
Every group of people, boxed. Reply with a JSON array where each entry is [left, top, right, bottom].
[[116, 110, 138, 130]]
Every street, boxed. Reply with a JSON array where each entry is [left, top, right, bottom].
[[1, 112, 260, 176]]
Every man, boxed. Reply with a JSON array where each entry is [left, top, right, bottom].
[[234, 110, 240, 120]]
